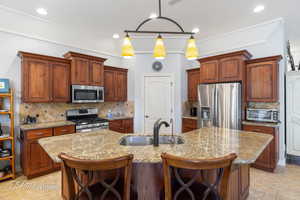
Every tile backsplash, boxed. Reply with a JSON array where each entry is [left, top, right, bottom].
[[248, 102, 280, 109], [19, 101, 134, 124]]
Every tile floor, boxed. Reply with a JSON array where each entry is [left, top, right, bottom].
[[0, 165, 299, 200]]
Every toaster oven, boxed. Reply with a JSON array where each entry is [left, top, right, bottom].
[[246, 108, 279, 123]]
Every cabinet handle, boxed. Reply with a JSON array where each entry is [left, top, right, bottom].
[[60, 129, 68, 132]]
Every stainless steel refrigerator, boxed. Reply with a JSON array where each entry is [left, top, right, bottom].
[[197, 82, 242, 130]]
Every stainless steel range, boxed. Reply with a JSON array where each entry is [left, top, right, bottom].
[[66, 108, 109, 133]]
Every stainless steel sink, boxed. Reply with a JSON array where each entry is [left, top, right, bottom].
[[119, 135, 184, 146]]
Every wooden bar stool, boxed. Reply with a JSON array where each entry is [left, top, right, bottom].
[[161, 153, 237, 200], [58, 153, 134, 200]]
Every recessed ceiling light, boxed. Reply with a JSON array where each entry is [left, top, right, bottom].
[[192, 27, 200, 34], [149, 13, 158, 19], [113, 33, 120, 39], [36, 8, 48, 15], [253, 5, 265, 13]]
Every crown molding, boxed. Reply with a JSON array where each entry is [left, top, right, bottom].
[[0, 28, 122, 59], [198, 18, 284, 43]]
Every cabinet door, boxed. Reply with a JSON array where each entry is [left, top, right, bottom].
[[115, 71, 127, 101], [27, 141, 53, 175], [219, 56, 243, 82], [104, 70, 115, 101], [246, 61, 278, 102], [71, 57, 90, 85], [187, 69, 200, 102], [242, 125, 278, 171], [22, 58, 51, 102], [199, 60, 219, 83], [109, 120, 124, 133], [182, 118, 197, 133], [52, 62, 70, 102], [124, 119, 134, 133], [90, 60, 104, 86]]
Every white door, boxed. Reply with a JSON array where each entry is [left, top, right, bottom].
[[144, 75, 173, 134], [287, 71, 300, 156]]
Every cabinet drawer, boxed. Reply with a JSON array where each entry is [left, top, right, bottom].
[[182, 118, 197, 128], [242, 125, 274, 134], [27, 128, 53, 140], [54, 125, 75, 136]]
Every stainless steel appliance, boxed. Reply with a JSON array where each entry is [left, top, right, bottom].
[[66, 108, 109, 133], [198, 83, 241, 129], [246, 108, 279, 123], [71, 85, 104, 103]]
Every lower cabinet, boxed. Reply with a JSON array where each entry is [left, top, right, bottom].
[[242, 125, 279, 172], [182, 118, 198, 133], [21, 125, 75, 178], [109, 119, 134, 133]]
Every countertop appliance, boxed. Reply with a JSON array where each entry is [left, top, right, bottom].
[[66, 108, 109, 133], [246, 108, 279, 123], [71, 85, 104, 103], [190, 107, 197, 117], [198, 83, 241, 129]]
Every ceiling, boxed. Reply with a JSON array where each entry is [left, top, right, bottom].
[[0, 0, 299, 53]]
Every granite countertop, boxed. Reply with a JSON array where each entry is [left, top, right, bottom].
[[39, 127, 272, 165], [20, 121, 76, 131], [100, 116, 134, 121], [242, 120, 280, 128], [182, 115, 197, 120]]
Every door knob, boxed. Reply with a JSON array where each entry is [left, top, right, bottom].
[[145, 115, 149, 118]]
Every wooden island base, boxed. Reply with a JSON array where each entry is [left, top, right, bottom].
[[62, 162, 250, 200]]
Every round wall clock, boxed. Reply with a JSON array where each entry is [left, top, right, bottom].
[[152, 61, 163, 71]]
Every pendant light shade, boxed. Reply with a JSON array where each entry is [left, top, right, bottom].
[[122, 34, 134, 59], [185, 35, 199, 60], [153, 35, 166, 59]]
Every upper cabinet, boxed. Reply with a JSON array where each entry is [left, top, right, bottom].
[[187, 68, 200, 102], [246, 56, 282, 102], [198, 50, 252, 84], [104, 66, 128, 102], [64, 52, 106, 86], [19, 52, 71, 103], [199, 60, 219, 83]]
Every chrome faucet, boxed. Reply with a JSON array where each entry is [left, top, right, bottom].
[[153, 118, 170, 147]]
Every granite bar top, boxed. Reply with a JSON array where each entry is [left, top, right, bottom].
[[242, 121, 280, 128], [100, 116, 134, 121], [20, 121, 76, 131], [182, 115, 197, 120], [39, 127, 272, 165]]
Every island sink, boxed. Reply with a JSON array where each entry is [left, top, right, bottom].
[[119, 135, 184, 146]]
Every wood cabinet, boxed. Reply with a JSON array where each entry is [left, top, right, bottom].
[[104, 66, 128, 102], [52, 62, 70, 102], [198, 50, 252, 84], [199, 60, 219, 83], [109, 119, 133, 133], [246, 56, 282, 102], [242, 124, 279, 172], [187, 68, 200, 102], [182, 118, 197, 133], [64, 52, 106, 86], [20, 125, 75, 178], [19, 52, 71, 103]]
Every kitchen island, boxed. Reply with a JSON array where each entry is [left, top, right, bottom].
[[39, 127, 273, 200]]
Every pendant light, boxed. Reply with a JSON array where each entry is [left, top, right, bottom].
[[121, 33, 135, 59], [185, 35, 199, 60], [153, 35, 166, 59]]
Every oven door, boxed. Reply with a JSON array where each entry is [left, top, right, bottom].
[[72, 85, 104, 103]]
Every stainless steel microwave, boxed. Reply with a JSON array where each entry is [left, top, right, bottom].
[[71, 85, 104, 103], [246, 108, 279, 123]]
